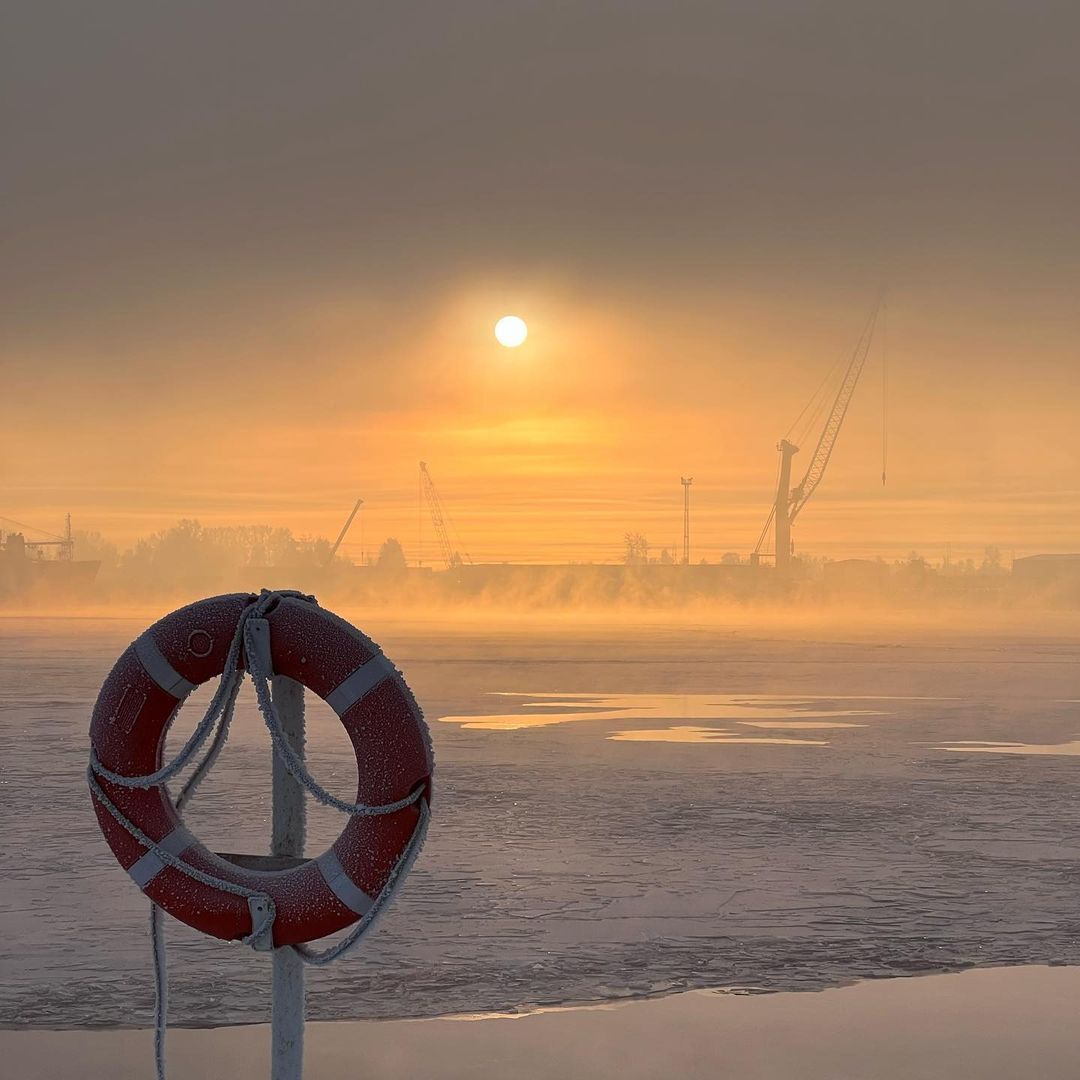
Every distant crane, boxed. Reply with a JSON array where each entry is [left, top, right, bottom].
[[0, 513, 75, 560], [752, 306, 881, 571], [325, 498, 363, 567], [419, 462, 472, 571]]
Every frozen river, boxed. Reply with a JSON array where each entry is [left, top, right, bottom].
[[2, 610, 1079, 1029]]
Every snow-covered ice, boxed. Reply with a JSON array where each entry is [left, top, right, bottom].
[[2, 613, 1079, 1029]]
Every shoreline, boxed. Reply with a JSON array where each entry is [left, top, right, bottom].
[[3, 965, 1079, 1079], [0, 958, 1060, 1035]]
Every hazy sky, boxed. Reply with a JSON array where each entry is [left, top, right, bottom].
[[3, 2, 1079, 563]]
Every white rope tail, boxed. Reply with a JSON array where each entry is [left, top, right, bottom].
[[151, 905, 168, 1079], [87, 591, 429, 1080]]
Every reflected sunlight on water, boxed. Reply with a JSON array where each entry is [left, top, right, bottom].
[[935, 738, 1080, 756], [607, 726, 830, 745], [438, 692, 885, 733]]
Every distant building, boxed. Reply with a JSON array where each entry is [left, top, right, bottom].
[[823, 559, 888, 592], [1012, 554, 1080, 589]]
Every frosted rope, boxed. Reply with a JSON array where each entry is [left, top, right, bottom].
[[87, 600, 259, 790], [293, 799, 430, 966], [151, 905, 167, 1080], [245, 623, 423, 817], [87, 589, 430, 1078]]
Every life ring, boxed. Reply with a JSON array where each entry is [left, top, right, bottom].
[[88, 592, 433, 947]]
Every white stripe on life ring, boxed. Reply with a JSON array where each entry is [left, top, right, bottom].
[[129, 826, 197, 887], [316, 848, 375, 915], [135, 633, 197, 699], [325, 655, 393, 716]]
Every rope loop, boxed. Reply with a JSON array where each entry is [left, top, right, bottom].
[[87, 590, 429, 1079]]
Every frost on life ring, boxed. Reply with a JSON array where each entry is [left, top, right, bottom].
[[88, 592, 433, 947]]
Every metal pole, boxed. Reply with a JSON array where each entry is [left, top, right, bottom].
[[680, 477, 693, 565], [774, 441, 798, 572], [271, 675, 306, 1080]]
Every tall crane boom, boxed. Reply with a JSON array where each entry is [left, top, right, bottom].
[[788, 306, 878, 524], [326, 498, 363, 566], [419, 462, 470, 570], [753, 306, 880, 570]]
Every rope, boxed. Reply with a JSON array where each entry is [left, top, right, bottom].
[[0, 514, 68, 541], [753, 447, 784, 555], [785, 348, 846, 448], [150, 905, 167, 1080], [175, 684, 239, 813], [87, 765, 278, 909], [881, 301, 889, 487], [293, 798, 430, 966], [87, 589, 429, 1078], [89, 657, 247, 791], [245, 625, 422, 817]]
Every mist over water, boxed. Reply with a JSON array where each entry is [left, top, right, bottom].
[[5, 512, 1080, 622]]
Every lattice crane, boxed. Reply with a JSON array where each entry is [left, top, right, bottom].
[[419, 462, 471, 570], [753, 306, 880, 570]]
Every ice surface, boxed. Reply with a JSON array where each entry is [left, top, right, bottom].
[[1, 616, 1079, 1029]]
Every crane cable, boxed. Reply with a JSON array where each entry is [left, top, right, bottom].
[[785, 348, 846, 449], [0, 515, 67, 542], [753, 448, 783, 555], [881, 302, 889, 487], [761, 333, 849, 555], [758, 299, 889, 556]]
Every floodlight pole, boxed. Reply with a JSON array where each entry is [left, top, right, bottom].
[[271, 675, 306, 1079]]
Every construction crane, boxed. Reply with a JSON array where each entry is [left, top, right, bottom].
[[325, 498, 363, 566], [753, 306, 881, 571], [419, 462, 472, 570], [0, 513, 75, 560]]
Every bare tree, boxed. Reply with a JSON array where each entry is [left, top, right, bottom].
[[623, 532, 649, 566]]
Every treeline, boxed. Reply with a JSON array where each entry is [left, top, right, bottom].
[[75, 521, 332, 584], [71, 520, 408, 598], [27, 522, 1073, 611]]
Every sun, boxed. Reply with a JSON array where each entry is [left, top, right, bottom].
[[494, 314, 528, 348]]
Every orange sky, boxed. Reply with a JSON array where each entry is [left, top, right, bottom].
[[3, 4, 1079, 565], [5, 276, 1080, 565]]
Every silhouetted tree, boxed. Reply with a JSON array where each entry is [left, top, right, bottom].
[[72, 530, 120, 572], [290, 536, 336, 568], [205, 524, 296, 567], [376, 537, 408, 574], [117, 519, 344, 590], [623, 532, 649, 566]]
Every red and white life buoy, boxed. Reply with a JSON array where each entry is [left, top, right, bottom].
[[88, 592, 432, 947]]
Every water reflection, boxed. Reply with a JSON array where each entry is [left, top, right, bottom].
[[438, 692, 882, 734], [935, 738, 1080, 756], [737, 721, 866, 729], [608, 726, 829, 745]]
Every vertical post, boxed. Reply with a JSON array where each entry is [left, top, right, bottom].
[[271, 676, 306, 1080], [774, 440, 798, 572], [680, 477, 693, 565]]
